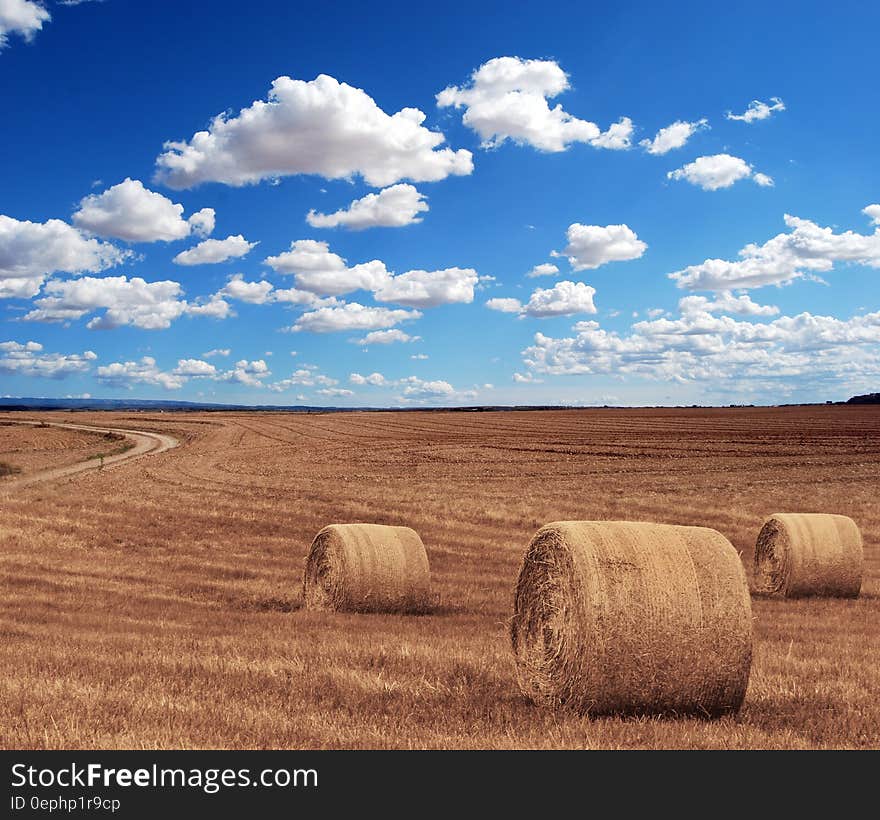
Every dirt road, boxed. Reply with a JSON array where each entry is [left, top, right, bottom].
[[0, 420, 179, 491]]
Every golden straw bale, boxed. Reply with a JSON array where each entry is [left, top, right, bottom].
[[754, 513, 863, 598], [303, 523, 431, 613], [511, 521, 752, 717]]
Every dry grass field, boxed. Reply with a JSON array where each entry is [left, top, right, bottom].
[[0, 422, 129, 478], [0, 406, 878, 749]]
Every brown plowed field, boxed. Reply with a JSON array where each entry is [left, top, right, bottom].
[[1, 406, 877, 748]]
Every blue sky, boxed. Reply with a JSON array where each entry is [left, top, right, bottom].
[[1, 0, 878, 406]]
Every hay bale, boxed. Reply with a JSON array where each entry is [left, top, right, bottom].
[[510, 521, 752, 717], [302, 523, 431, 613], [754, 513, 863, 598]]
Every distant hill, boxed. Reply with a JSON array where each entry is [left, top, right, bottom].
[[0, 397, 329, 412], [846, 392, 880, 405], [0, 397, 597, 413], [5, 395, 876, 412]]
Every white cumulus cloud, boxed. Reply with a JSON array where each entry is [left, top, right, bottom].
[[667, 154, 771, 190], [173, 234, 257, 265], [437, 56, 633, 152], [0, 0, 50, 51], [553, 223, 647, 271], [265, 239, 390, 296], [350, 371, 389, 386], [154, 74, 473, 189], [398, 375, 476, 403], [522, 280, 597, 317], [354, 329, 421, 345], [266, 239, 475, 307], [187, 208, 216, 237], [218, 273, 274, 304], [321, 368, 476, 403], [172, 358, 217, 377], [306, 184, 428, 230], [24, 275, 187, 330], [521, 306, 880, 397], [669, 208, 880, 290], [267, 367, 337, 392], [525, 262, 559, 278], [678, 291, 780, 316], [726, 97, 785, 123], [97, 357, 184, 391], [72, 178, 215, 242], [0, 214, 127, 298], [861, 204, 880, 226], [209, 274, 333, 309], [373, 267, 477, 308], [0, 339, 96, 379], [489, 282, 597, 318], [222, 358, 270, 387], [271, 287, 333, 307], [639, 118, 708, 155], [186, 294, 232, 320], [316, 387, 354, 398], [292, 302, 421, 333], [486, 297, 523, 313]]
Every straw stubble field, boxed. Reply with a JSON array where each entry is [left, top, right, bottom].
[[0, 406, 878, 749], [0, 421, 129, 477]]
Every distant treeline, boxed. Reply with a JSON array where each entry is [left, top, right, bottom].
[[846, 393, 880, 405]]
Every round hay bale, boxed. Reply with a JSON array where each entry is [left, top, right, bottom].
[[302, 523, 431, 613], [754, 513, 863, 598], [510, 521, 753, 717]]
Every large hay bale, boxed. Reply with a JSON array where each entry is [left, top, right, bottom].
[[754, 513, 863, 598], [302, 523, 431, 613], [510, 521, 753, 717]]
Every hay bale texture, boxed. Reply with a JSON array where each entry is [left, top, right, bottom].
[[510, 521, 753, 717], [302, 523, 431, 613], [754, 513, 863, 598]]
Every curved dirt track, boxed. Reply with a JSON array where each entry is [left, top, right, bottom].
[[0, 420, 179, 491]]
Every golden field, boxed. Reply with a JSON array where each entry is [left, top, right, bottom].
[[0, 421, 128, 477], [0, 405, 878, 749]]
